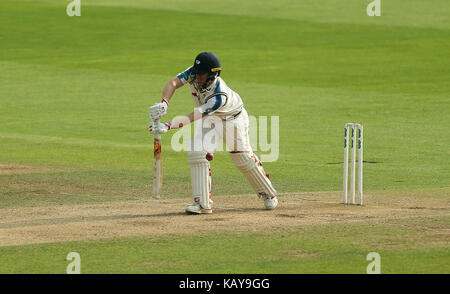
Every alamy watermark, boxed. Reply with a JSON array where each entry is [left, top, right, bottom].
[[169, 114, 279, 162], [366, 0, 381, 16], [366, 252, 381, 274], [65, 1, 380, 18], [66, 0, 81, 17], [66, 252, 81, 274]]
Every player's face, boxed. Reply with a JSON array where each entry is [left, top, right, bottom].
[[195, 73, 208, 87]]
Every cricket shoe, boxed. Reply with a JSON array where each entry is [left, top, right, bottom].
[[185, 198, 213, 214], [260, 194, 278, 210]]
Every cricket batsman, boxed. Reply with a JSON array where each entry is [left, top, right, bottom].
[[149, 52, 278, 214]]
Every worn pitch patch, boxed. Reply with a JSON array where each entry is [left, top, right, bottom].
[[0, 192, 448, 247], [0, 163, 58, 175]]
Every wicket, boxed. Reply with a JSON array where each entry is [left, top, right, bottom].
[[343, 123, 363, 205]]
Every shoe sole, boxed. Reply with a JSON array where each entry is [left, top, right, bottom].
[[185, 209, 213, 215]]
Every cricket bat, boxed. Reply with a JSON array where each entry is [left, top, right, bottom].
[[152, 118, 162, 199]]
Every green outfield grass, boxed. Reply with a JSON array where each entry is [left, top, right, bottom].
[[1, 219, 448, 274], [0, 0, 449, 273]]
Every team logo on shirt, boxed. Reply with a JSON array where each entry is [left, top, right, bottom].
[[195, 60, 201, 64]]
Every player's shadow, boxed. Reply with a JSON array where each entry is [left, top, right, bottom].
[[214, 207, 267, 213], [0, 208, 272, 229]]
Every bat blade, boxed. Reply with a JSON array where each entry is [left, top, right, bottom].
[[152, 128, 162, 199]]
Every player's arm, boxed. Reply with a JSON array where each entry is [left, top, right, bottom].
[[170, 93, 226, 129], [151, 94, 225, 133], [150, 66, 193, 120], [150, 77, 184, 120], [164, 66, 195, 103], [162, 76, 184, 104], [150, 108, 205, 133], [170, 109, 206, 129]]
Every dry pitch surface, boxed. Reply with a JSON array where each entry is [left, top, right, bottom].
[[1, 191, 448, 247]]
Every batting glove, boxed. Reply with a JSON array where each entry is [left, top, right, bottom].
[[149, 121, 171, 134], [149, 99, 169, 120]]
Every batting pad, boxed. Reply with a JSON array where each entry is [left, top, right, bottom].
[[230, 152, 277, 198], [188, 151, 211, 209]]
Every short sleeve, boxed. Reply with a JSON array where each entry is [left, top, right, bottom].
[[197, 94, 228, 115], [176, 66, 194, 84]]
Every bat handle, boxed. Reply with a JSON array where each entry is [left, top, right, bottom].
[[153, 118, 161, 138]]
